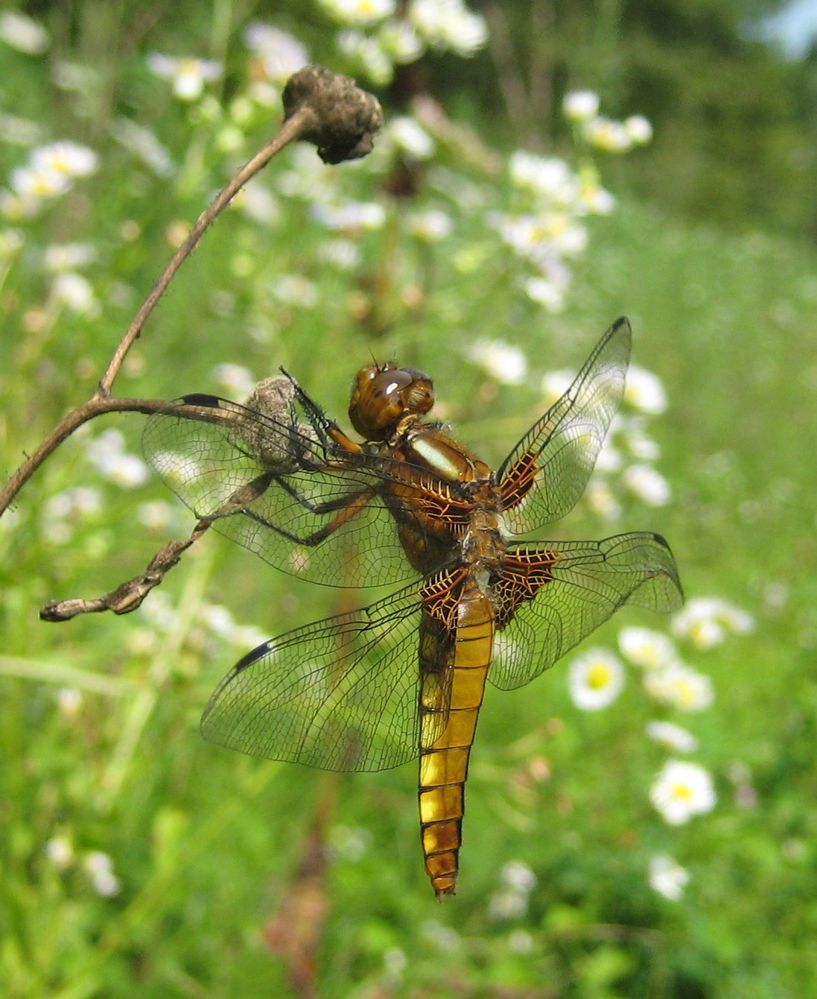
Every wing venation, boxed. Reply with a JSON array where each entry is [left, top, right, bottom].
[[497, 318, 631, 534], [489, 532, 683, 691]]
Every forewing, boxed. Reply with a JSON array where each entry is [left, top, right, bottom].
[[497, 318, 631, 534], [201, 577, 449, 771], [490, 532, 683, 691], [143, 393, 413, 588]]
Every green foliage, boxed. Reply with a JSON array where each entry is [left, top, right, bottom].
[[439, 0, 817, 239], [1, 4, 817, 998]]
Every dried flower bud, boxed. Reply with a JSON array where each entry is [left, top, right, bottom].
[[241, 376, 319, 470], [282, 65, 384, 164]]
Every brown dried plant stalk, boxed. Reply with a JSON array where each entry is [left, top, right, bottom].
[[0, 65, 383, 621]]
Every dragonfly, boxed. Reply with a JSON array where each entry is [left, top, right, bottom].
[[142, 317, 682, 898]]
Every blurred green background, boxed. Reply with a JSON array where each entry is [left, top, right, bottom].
[[1, 2, 816, 997]]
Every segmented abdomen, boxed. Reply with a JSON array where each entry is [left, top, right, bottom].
[[417, 581, 494, 897]]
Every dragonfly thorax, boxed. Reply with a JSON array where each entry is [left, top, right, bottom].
[[349, 362, 434, 440]]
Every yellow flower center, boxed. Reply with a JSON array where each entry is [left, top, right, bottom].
[[674, 679, 695, 708], [587, 663, 612, 690], [672, 782, 694, 802]]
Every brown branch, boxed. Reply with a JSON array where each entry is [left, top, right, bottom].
[[40, 519, 212, 621], [0, 397, 180, 514], [1, 65, 383, 521], [96, 107, 314, 398], [0, 112, 312, 518]]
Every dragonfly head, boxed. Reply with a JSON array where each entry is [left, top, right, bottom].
[[349, 362, 435, 440]]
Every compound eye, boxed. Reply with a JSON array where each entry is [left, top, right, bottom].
[[348, 364, 434, 439]]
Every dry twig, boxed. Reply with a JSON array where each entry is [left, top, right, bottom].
[[0, 66, 383, 619]]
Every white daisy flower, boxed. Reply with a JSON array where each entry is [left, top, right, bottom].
[[584, 478, 622, 522], [111, 118, 174, 176], [270, 274, 319, 308], [51, 271, 99, 316], [84, 851, 121, 897], [619, 417, 661, 460], [568, 647, 625, 711], [234, 180, 279, 227], [197, 603, 238, 640], [337, 30, 393, 85], [0, 11, 49, 54], [318, 0, 396, 25], [136, 500, 175, 531], [646, 720, 698, 754], [407, 209, 452, 241], [622, 463, 671, 506], [524, 275, 568, 313], [378, 19, 424, 63], [3, 141, 97, 217], [31, 140, 98, 178], [311, 199, 386, 231], [243, 23, 309, 82], [650, 759, 716, 825], [582, 116, 633, 153], [497, 212, 587, 259], [508, 930, 535, 953], [85, 428, 125, 462], [389, 116, 435, 159], [44, 242, 97, 272], [624, 115, 653, 145], [643, 662, 714, 712], [0, 229, 24, 257], [672, 597, 755, 650], [578, 180, 616, 215], [147, 53, 222, 101], [44, 485, 103, 521], [317, 238, 362, 271], [488, 889, 528, 921], [467, 339, 527, 385], [648, 853, 689, 900], [101, 453, 150, 488], [212, 363, 256, 397], [563, 90, 600, 123], [508, 151, 578, 206], [624, 364, 668, 414], [500, 860, 537, 893], [594, 440, 623, 473], [10, 163, 71, 200], [618, 626, 678, 670], [85, 429, 148, 487], [540, 369, 573, 405], [408, 0, 488, 56], [56, 687, 83, 718], [45, 835, 74, 870]]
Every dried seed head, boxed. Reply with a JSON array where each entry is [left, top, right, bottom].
[[282, 65, 384, 164], [241, 376, 319, 470]]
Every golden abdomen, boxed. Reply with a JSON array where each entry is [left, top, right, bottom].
[[417, 581, 493, 897]]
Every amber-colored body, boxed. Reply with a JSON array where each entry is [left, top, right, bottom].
[[376, 420, 501, 895], [350, 369, 525, 894], [145, 318, 683, 898]]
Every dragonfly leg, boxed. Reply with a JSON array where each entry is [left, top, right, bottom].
[[271, 476, 372, 516], [240, 487, 375, 549]]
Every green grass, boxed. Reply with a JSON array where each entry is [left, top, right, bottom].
[[2, 9, 817, 999]]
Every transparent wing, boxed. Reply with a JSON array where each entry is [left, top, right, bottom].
[[201, 575, 453, 771], [489, 532, 683, 691], [142, 390, 416, 588], [497, 318, 631, 534]]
